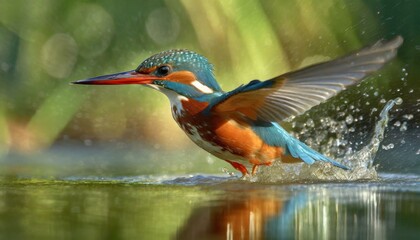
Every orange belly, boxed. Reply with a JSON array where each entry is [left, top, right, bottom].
[[211, 118, 284, 166], [178, 113, 294, 167]]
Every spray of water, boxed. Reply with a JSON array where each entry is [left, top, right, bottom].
[[255, 98, 402, 183]]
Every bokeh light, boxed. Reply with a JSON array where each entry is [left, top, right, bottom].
[[41, 33, 78, 78]]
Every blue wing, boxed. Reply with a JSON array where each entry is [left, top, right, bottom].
[[204, 37, 402, 170], [208, 36, 403, 122]]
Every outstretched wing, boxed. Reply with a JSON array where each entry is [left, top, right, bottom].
[[210, 36, 403, 121]]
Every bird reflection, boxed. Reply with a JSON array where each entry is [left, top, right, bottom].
[[175, 190, 308, 239], [175, 186, 397, 240]]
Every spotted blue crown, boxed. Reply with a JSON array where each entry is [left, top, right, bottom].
[[137, 49, 222, 92]]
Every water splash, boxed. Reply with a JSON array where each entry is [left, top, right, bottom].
[[349, 97, 402, 168], [61, 174, 233, 185], [256, 98, 402, 183]]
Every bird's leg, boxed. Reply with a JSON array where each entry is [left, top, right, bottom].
[[225, 160, 249, 177], [251, 165, 259, 175]]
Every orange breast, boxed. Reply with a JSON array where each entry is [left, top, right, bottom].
[[209, 116, 284, 165]]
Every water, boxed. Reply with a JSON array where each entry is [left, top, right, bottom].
[[0, 174, 419, 240]]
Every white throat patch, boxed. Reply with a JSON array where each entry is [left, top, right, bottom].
[[158, 88, 188, 116]]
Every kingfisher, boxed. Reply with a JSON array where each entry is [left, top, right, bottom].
[[73, 36, 403, 177]]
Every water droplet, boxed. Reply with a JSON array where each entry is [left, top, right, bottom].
[[222, 167, 236, 176], [382, 143, 394, 150], [305, 119, 315, 128], [399, 122, 408, 132], [345, 115, 354, 124], [394, 121, 401, 127], [395, 97, 403, 105], [416, 149, 420, 155], [403, 114, 413, 120], [380, 99, 386, 104]]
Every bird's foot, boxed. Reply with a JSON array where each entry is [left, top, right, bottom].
[[251, 165, 259, 175], [225, 160, 249, 178]]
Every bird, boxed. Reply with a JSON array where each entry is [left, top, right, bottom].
[[73, 36, 403, 177]]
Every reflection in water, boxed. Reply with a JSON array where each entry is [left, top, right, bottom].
[[176, 190, 283, 239], [0, 177, 419, 239], [176, 181, 420, 240]]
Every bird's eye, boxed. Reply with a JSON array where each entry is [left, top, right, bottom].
[[155, 65, 171, 77]]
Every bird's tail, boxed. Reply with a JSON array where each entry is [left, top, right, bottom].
[[285, 137, 350, 170], [254, 122, 350, 170]]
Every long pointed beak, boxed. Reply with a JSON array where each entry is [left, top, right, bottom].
[[72, 70, 157, 85]]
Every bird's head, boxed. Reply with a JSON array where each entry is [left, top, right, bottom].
[[73, 49, 222, 98]]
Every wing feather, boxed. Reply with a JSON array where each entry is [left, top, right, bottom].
[[211, 36, 403, 122]]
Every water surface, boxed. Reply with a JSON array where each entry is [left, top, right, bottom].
[[0, 173, 419, 240]]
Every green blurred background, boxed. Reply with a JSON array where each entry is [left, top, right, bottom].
[[0, 0, 419, 173]]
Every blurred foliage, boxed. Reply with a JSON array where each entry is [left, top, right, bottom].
[[0, 0, 418, 153]]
